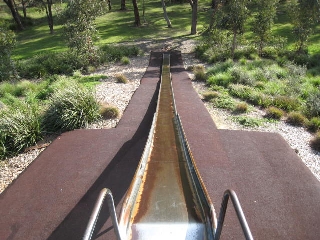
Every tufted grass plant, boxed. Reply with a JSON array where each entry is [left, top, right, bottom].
[[202, 91, 219, 102], [115, 74, 129, 83], [100, 104, 119, 119], [310, 131, 320, 152], [120, 56, 130, 65], [42, 80, 100, 133], [0, 100, 42, 159], [265, 106, 284, 120], [286, 112, 307, 127], [193, 65, 206, 82], [233, 102, 248, 113], [307, 117, 320, 133]]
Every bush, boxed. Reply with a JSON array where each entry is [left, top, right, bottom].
[[202, 91, 219, 101], [310, 131, 320, 152], [120, 56, 130, 65], [100, 45, 140, 62], [272, 95, 300, 111], [115, 74, 129, 83], [16, 51, 83, 78], [100, 104, 119, 119], [212, 95, 236, 110], [193, 65, 206, 81], [265, 106, 284, 120], [305, 91, 320, 117], [233, 102, 248, 113], [207, 72, 232, 87], [286, 112, 307, 126], [0, 101, 42, 159], [43, 80, 100, 132], [307, 117, 320, 132], [233, 116, 264, 127]]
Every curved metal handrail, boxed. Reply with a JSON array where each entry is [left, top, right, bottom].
[[214, 189, 254, 240], [83, 188, 122, 240]]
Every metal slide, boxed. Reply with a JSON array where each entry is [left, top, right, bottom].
[[118, 54, 215, 239], [83, 53, 253, 240]]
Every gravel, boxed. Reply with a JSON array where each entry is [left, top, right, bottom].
[[1, 38, 319, 194]]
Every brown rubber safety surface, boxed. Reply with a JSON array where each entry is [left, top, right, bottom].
[[170, 51, 320, 240], [0, 52, 162, 240]]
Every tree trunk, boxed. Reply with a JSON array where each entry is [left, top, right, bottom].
[[190, 0, 198, 35], [232, 28, 237, 58], [22, 0, 27, 19], [161, 0, 172, 28], [43, 0, 54, 34], [120, 0, 126, 10], [132, 0, 141, 26], [3, 0, 24, 30]]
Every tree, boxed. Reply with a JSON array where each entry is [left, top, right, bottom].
[[219, 0, 249, 58], [132, 0, 141, 26], [189, 0, 198, 34], [3, 0, 24, 30], [35, 0, 54, 34], [120, 0, 126, 10], [0, 23, 16, 81], [252, 0, 279, 56], [162, 0, 172, 28], [288, 0, 320, 53], [62, 0, 108, 66]]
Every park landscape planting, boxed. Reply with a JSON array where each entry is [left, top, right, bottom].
[[0, 0, 320, 161]]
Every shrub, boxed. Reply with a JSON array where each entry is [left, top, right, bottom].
[[121, 56, 130, 65], [115, 74, 129, 83], [233, 116, 264, 127], [272, 95, 300, 111], [100, 104, 119, 119], [100, 45, 140, 62], [305, 91, 320, 117], [202, 91, 219, 101], [206, 60, 234, 76], [212, 95, 236, 110], [193, 65, 206, 81], [306, 117, 320, 132], [43, 80, 100, 133], [310, 131, 320, 152], [265, 106, 284, 120], [207, 72, 232, 87], [0, 101, 42, 159], [234, 102, 248, 113], [286, 112, 307, 126]]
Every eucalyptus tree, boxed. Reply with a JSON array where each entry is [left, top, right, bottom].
[[162, 0, 172, 28], [34, 0, 54, 33], [288, 0, 320, 53], [219, 0, 249, 58], [3, 0, 24, 30], [132, 0, 141, 26], [189, 0, 198, 34], [0, 23, 16, 81], [252, 0, 279, 56], [62, 0, 108, 66]]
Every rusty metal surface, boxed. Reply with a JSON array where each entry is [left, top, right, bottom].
[[170, 51, 320, 240], [119, 54, 208, 239]]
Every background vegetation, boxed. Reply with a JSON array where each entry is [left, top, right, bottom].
[[1, 0, 320, 158]]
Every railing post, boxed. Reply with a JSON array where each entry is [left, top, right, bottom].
[[214, 189, 253, 240], [83, 188, 122, 240]]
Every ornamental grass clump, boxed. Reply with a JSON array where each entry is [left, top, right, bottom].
[[43, 81, 100, 133], [234, 102, 248, 113], [307, 117, 320, 132], [286, 112, 307, 127], [0, 101, 42, 159], [193, 65, 206, 82], [115, 74, 129, 83], [100, 104, 119, 119], [202, 91, 219, 102], [310, 131, 320, 152], [265, 106, 284, 120]]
